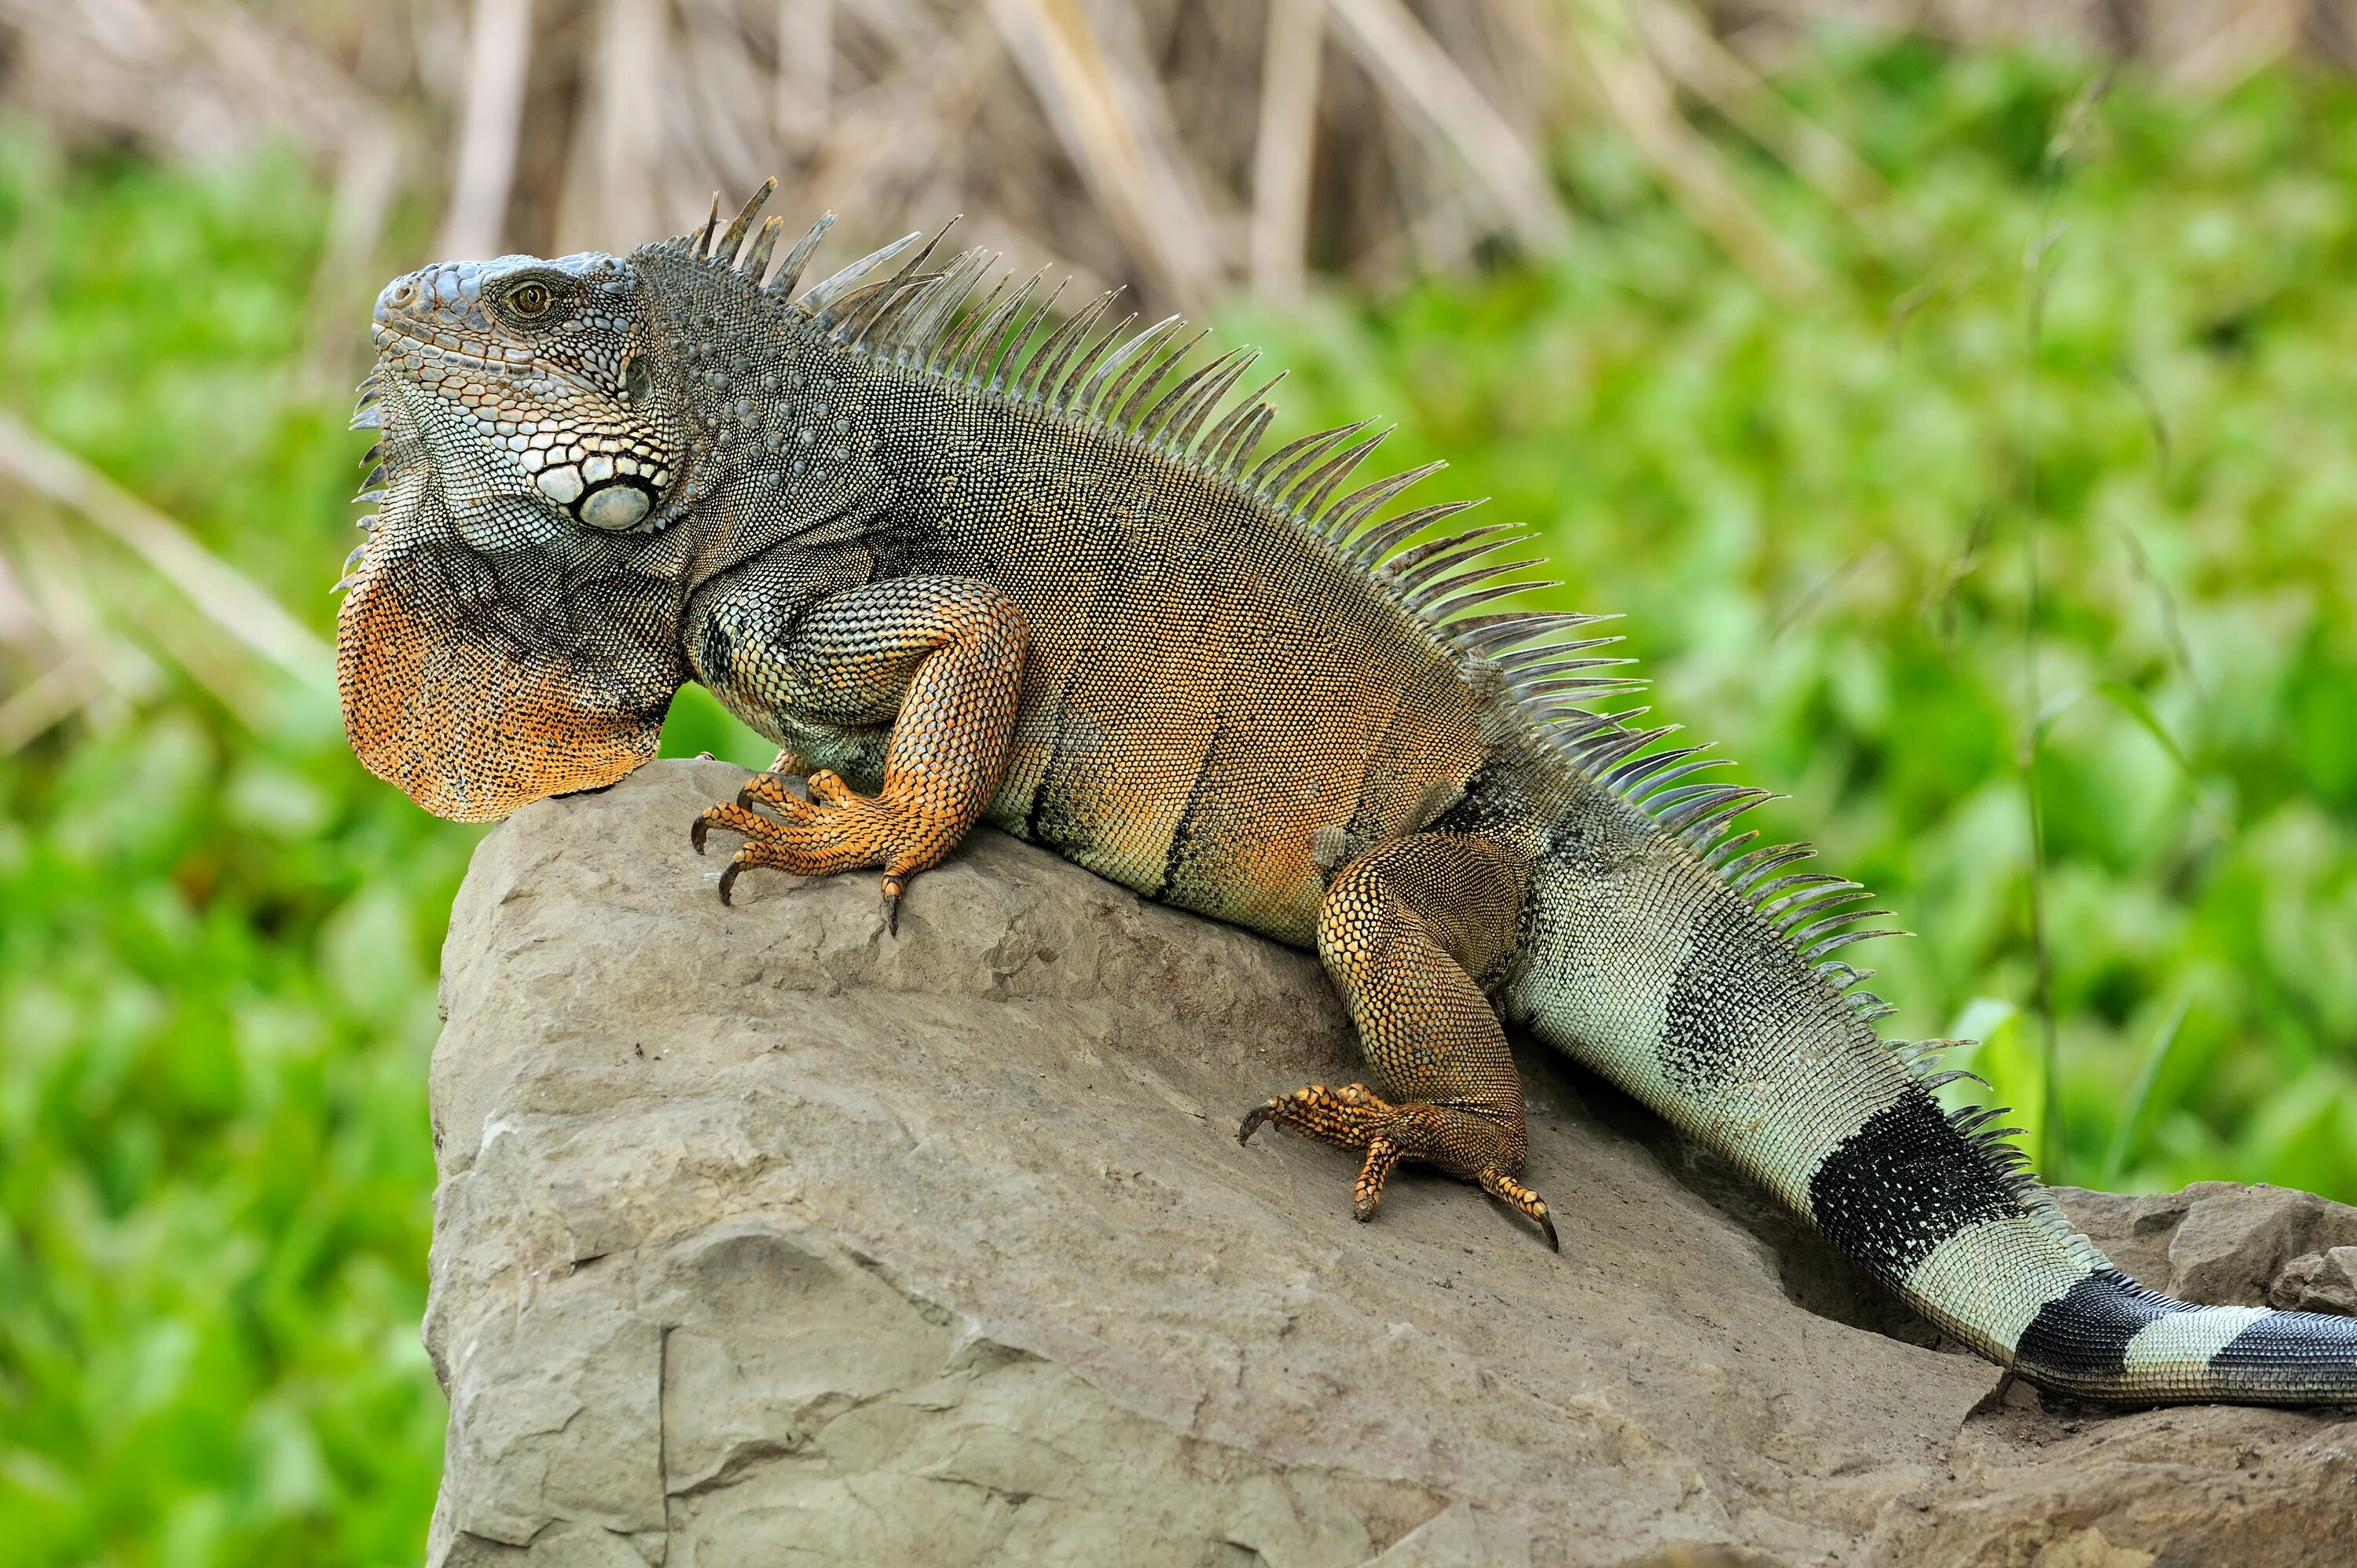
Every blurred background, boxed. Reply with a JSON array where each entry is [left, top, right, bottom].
[[3, 0, 2357, 1560]]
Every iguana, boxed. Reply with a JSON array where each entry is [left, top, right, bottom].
[[338, 181, 2357, 1405]]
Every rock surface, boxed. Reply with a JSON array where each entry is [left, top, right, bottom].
[[423, 760, 2357, 1567]]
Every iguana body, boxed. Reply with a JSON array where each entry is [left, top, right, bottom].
[[341, 185, 2357, 1405]]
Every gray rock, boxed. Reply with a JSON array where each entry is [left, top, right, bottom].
[[2271, 1247, 2357, 1316], [424, 760, 2357, 1568], [2047, 1182, 2357, 1307]]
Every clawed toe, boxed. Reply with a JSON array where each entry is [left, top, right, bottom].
[[1353, 1136, 1402, 1222], [1237, 1083, 1391, 1149], [805, 768, 860, 808], [691, 798, 775, 858], [1238, 1080, 1558, 1248], [1479, 1167, 1560, 1251], [736, 770, 800, 811]]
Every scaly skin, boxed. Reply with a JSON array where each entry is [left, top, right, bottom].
[[338, 185, 2357, 1405]]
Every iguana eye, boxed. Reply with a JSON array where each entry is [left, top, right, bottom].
[[502, 281, 555, 321]]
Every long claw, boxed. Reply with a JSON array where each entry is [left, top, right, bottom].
[[1237, 1101, 1282, 1146], [689, 773, 965, 929], [1479, 1168, 1558, 1252], [1248, 1081, 1558, 1251]]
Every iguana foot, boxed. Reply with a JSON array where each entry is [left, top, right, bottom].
[[691, 768, 958, 932], [1238, 1083, 1559, 1250]]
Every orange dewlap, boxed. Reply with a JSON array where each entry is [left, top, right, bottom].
[[336, 554, 675, 822]]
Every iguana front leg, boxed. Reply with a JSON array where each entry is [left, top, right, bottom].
[[1241, 831, 1557, 1249], [690, 576, 1027, 930]]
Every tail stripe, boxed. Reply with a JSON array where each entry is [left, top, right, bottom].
[[2012, 1271, 2172, 1379], [1805, 1090, 2017, 1280], [1903, 1218, 2091, 1357], [2212, 1311, 2357, 1368], [2124, 1306, 2267, 1368]]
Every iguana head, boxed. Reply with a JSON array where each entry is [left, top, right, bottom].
[[339, 184, 941, 820], [338, 247, 702, 820]]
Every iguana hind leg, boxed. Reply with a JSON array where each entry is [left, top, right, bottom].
[[1240, 832, 1556, 1249], [690, 577, 1027, 931]]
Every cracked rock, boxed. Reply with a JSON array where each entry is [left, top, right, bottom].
[[2271, 1247, 2357, 1316], [424, 761, 2357, 1567], [2047, 1182, 2357, 1310]]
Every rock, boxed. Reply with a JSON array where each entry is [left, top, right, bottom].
[[2271, 1247, 2357, 1316], [2045, 1182, 2357, 1309], [423, 760, 2357, 1568]]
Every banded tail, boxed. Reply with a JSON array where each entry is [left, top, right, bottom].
[[1503, 774, 2357, 1405], [1783, 1072, 2357, 1405]]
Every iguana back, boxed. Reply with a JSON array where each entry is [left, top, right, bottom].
[[339, 185, 2357, 1407], [809, 360, 1494, 943]]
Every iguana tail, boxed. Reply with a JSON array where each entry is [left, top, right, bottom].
[[1505, 783, 2357, 1405]]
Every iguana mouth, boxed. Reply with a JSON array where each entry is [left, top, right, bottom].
[[366, 321, 676, 537], [369, 321, 530, 376]]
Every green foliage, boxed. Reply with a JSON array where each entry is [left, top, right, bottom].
[[5, 37, 2357, 1566], [0, 138, 464, 1565]]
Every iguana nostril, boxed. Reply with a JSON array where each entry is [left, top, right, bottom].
[[376, 278, 421, 319]]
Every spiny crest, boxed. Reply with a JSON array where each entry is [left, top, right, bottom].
[[663, 198, 1274, 482], [661, 195, 1899, 966], [687, 196, 1893, 944], [662, 181, 863, 309], [336, 374, 387, 592]]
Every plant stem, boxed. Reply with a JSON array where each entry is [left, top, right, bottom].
[[2020, 174, 2062, 1181]]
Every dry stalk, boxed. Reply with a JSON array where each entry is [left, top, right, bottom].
[[1563, 0, 1816, 299], [1250, 0, 1325, 299], [440, 0, 536, 258], [1327, 0, 1573, 254], [1633, 0, 1888, 211], [988, 0, 1222, 307], [0, 411, 331, 686]]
